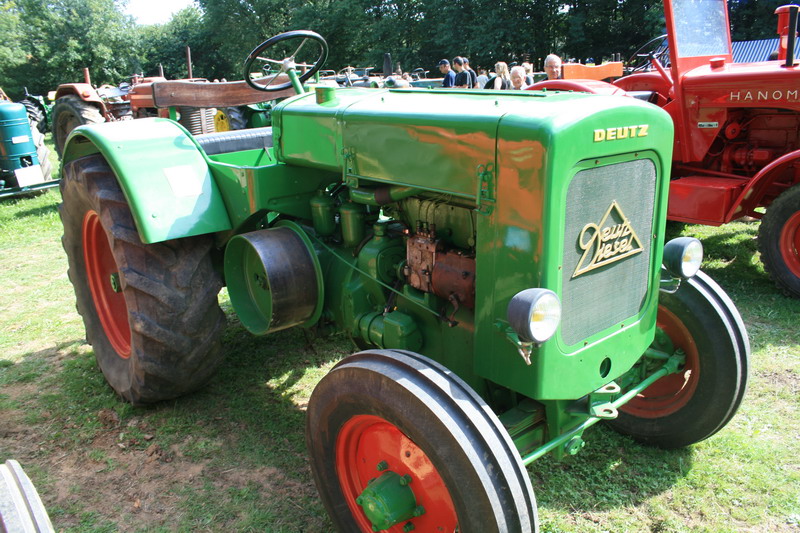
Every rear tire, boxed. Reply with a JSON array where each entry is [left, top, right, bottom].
[[609, 271, 749, 448], [21, 98, 46, 133], [759, 183, 800, 298], [59, 154, 225, 404], [52, 94, 104, 156]]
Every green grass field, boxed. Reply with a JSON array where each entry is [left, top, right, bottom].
[[0, 140, 798, 531]]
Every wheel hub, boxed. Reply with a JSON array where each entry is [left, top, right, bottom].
[[355, 470, 424, 531], [82, 210, 131, 358]]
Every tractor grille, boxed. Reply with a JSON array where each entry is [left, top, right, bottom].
[[560, 159, 657, 346]]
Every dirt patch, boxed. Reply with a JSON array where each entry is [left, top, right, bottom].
[[1, 373, 325, 531]]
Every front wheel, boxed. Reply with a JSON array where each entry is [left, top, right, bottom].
[[59, 154, 226, 404], [759, 183, 800, 298], [306, 349, 538, 533], [610, 271, 749, 448]]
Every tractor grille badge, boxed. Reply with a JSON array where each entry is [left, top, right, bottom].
[[572, 201, 644, 278]]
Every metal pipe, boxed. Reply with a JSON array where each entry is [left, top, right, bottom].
[[287, 69, 304, 95], [186, 46, 193, 78], [521, 352, 683, 465], [83, 68, 91, 85], [785, 5, 798, 68]]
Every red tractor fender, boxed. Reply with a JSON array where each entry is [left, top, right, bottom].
[[525, 79, 627, 96], [53, 83, 105, 108], [726, 149, 800, 221]]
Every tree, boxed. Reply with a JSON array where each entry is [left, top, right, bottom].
[[728, 0, 786, 41], [0, 1, 31, 98], [8, 0, 141, 94]]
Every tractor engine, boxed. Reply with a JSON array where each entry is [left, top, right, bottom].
[[708, 110, 800, 175]]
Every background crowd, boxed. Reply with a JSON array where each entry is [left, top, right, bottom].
[[436, 54, 563, 90]]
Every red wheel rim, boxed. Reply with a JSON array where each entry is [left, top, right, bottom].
[[779, 211, 800, 277], [82, 210, 131, 358], [336, 415, 457, 532], [621, 305, 700, 418]]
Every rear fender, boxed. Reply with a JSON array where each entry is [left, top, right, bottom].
[[54, 84, 106, 108], [727, 149, 800, 220], [62, 117, 232, 244]]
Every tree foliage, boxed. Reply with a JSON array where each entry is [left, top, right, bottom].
[[0, 0, 792, 100]]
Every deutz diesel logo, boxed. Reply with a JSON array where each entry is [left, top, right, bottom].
[[572, 201, 644, 278]]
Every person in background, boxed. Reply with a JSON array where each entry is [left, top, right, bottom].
[[544, 54, 562, 80], [522, 62, 534, 85], [438, 59, 456, 87], [510, 65, 529, 90], [476, 68, 489, 89], [485, 61, 510, 90], [463, 57, 478, 88], [452, 57, 473, 88]]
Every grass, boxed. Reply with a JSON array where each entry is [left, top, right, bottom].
[[0, 142, 798, 531]]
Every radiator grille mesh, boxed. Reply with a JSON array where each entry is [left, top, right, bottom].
[[560, 159, 657, 346]]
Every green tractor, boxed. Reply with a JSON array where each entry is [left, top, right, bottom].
[[59, 31, 749, 531], [0, 94, 55, 198]]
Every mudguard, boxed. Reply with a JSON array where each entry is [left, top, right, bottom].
[[61, 118, 231, 244]]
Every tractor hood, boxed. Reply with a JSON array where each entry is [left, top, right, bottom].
[[681, 60, 800, 109], [272, 87, 671, 200]]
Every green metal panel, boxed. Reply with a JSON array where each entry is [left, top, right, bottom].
[[275, 88, 545, 199], [61, 118, 231, 244], [473, 94, 674, 400]]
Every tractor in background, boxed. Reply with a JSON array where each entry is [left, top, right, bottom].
[[51, 69, 224, 156], [0, 98, 54, 198], [530, 0, 800, 298], [58, 31, 749, 531]]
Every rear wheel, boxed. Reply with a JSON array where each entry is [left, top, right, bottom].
[[306, 349, 538, 533], [52, 94, 104, 156], [59, 154, 225, 404], [759, 183, 800, 298], [21, 99, 46, 133], [610, 271, 749, 448]]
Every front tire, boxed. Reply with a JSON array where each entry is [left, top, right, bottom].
[[610, 271, 749, 448], [52, 95, 104, 156], [59, 154, 225, 404], [307, 349, 538, 533], [759, 183, 800, 298]]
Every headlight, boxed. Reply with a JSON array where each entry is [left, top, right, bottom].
[[507, 289, 561, 343], [662, 237, 703, 278]]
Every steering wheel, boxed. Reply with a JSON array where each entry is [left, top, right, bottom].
[[627, 35, 669, 72], [243, 30, 329, 92]]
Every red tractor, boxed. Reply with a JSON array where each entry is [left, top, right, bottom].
[[51, 69, 219, 156], [531, 0, 800, 298]]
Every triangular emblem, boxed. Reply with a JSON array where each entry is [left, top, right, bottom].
[[572, 201, 644, 278]]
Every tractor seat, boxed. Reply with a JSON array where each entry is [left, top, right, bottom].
[[194, 127, 274, 156]]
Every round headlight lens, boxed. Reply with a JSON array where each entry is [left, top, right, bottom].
[[663, 237, 703, 278], [508, 289, 562, 343]]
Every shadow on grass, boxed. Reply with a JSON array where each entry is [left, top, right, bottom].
[[4, 323, 347, 531], [532, 424, 693, 513], [10, 200, 60, 220]]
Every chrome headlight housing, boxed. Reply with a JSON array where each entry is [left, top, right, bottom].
[[663, 237, 703, 279], [507, 288, 561, 343]]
